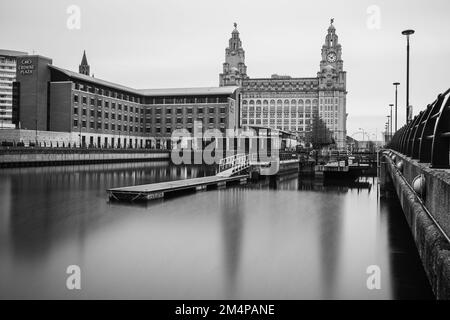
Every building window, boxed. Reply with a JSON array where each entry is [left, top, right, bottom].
[[73, 95, 79, 103], [73, 119, 78, 127], [82, 96, 87, 104], [73, 107, 78, 115]]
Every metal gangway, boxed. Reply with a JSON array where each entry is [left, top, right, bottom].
[[216, 153, 252, 177]]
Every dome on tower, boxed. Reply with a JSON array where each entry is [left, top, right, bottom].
[[328, 18, 336, 31], [232, 22, 239, 34]]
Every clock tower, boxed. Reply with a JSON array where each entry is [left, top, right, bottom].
[[317, 19, 347, 150], [318, 19, 345, 90], [219, 23, 248, 86]]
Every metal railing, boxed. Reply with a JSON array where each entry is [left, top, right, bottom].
[[217, 153, 251, 177], [387, 88, 450, 168]]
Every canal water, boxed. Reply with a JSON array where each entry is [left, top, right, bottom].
[[0, 162, 434, 299]]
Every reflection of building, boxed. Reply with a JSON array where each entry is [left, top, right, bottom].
[[0, 49, 27, 129], [10, 52, 239, 148], [220, 21, 347, 149]]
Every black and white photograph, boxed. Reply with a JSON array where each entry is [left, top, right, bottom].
[[0, 0, 449, 311]]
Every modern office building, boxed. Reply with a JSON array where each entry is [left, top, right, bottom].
[[11, 53, 240, 148], [220, 21, 348, 149], [0, 49, 27, 129]]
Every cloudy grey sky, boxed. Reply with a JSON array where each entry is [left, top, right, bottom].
[[1, 0, 449, 140]]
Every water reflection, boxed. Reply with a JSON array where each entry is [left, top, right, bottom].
[[220, 189, 244, 298], [0, 163, 434, 299]]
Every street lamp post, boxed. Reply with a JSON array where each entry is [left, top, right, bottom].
[[393, 82, 400, 132], [402, 29, 415, 124], [389, 104, 393, 138], [387, 115, 391, 142]]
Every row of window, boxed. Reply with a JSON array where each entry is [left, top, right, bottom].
[[73, 94, 228, 115], [242, 98, 339, 105], [150, 107, 226, 115], [73, 83, 141, 103], [73, 107, 226, 122], [147, 96, 229, 104], [242, 106, 314, 112], [242, 113, 312, 118], [73, 95, 141, 113], [73, 117, 227, 134], [243, 99, 318, 105]]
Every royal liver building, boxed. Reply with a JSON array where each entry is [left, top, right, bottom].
[[219, 20, 347, 149]]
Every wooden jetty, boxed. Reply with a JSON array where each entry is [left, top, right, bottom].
[[107, 174, 248, 202]]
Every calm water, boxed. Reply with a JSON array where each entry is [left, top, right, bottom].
[[0, 162, 434, 299]]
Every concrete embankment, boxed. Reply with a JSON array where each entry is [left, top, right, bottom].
[[381, 150, 450, 299], [0, 149, 170, 167]]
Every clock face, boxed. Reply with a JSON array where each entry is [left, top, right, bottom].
[[327, 52, 337, 63]]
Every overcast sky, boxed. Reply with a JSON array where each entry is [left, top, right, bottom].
[[1, 0, 449, 140]]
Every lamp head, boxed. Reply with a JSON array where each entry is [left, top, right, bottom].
[[393, 82, 400, 86], [402, 29, 415, 36], [389, 104, 394, 107]]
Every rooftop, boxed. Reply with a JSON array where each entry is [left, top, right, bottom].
[[49, 65, 239, 97], [138, 86, 240, 96], [0, 49, 28, 57]]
